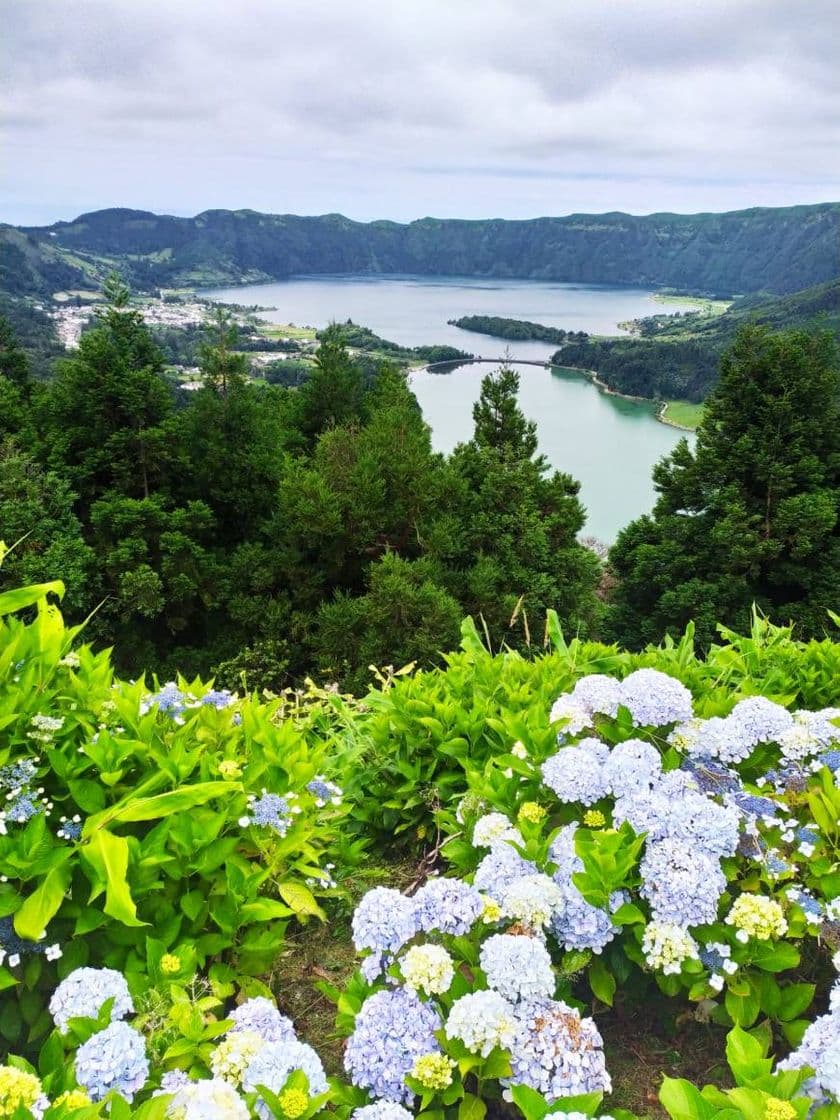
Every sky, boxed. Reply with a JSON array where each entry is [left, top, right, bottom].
[[2, 0, 839, 227]]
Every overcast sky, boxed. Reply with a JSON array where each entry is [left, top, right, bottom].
[[2, 0, 839, 226]]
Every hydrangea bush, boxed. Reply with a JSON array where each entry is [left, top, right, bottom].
[[0, 575, 351, 1050], [437, 666, 839, 1036], [346, 612, 840, 843], [0, 966, 338, 1119]]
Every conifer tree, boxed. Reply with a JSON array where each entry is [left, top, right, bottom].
[[41, 274, 174, 505], [444, 365, 600, 644], [606, 326, 840, 647]]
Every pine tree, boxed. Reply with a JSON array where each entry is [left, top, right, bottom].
[[606, 326, 840, 647], [444, 364, 599, 644], [295, 324, 368, 448], [41, 274, 174, 505]]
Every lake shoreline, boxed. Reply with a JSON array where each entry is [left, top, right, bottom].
[[550, 364, 699, 431]]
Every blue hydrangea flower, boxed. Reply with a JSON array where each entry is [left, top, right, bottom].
[[548, 825, 581, 881], [164, 1078, 249, 1118], [679, 754, 740, 795], [158, 1069, 191, 1094], [542, 740, 610, 805], [240, 792, 294, 836], [480, 934, 556, 1003], [550, 887, 618, 954], [141, 682, 189, 719], [816, 749, 840, 772], [345, 988, 441, 1103], [4, 791, 43, 824], [640, 838, 726, 928], [243, 1039, 328, 1116], [227, 997, 296, 1044], [614, 783, 739, 860], [778, 1002, 840, 1100], [413, 876, 483, 935], [0, 759, 38, 788], [571, 674, 622, 718], [728, 697, 793, 748], [201, 689, 236, 709], [603, 738, 662, 798], [49, 967, 134, 1031], [618, 669, 693, 727], [507, 1000, 611, 1100], [57, 815, 84, 841], [351, 887, 418, 954], [727, 791, 780, 822], [352, 1105, 413, 1120], [74, 1021, 149, 1101], [692, 716, 752, 764], [473, 844, 536, 902], [306, 776, 342, 806]]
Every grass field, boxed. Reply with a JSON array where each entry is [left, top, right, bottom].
[[660, 399, 705, 429], [651, 293, 732, 316], [257, 321, 318, 341]]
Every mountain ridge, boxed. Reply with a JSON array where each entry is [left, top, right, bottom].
[[2, 200, 838, 298]]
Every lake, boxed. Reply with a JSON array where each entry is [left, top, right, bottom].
[[204, 275, 694, 542]]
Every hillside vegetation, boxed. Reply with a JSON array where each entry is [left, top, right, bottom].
[[553, 279, 840, 401], [2, 201, 838, 297]]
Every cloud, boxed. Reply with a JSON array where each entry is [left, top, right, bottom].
[[1, 0, 838, 224]]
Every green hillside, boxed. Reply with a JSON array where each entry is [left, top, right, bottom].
[[2, 200, 838, 297], [554, 278, 840, 401]]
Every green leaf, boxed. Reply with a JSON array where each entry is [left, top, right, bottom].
[[589, 956, 616, 1006], [510, 1085, 550, 1120], [0, 581, 64, 616], [81, 830, 146, 927], [277, 881, 326, 920], [85, 781, 241, 833], [660, 1077, 717, 1120], [13, 862, 71, 941], [459, 1093, 487, 1120]]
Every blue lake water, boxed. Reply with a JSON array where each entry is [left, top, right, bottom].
[[204, 275, 694, 541]]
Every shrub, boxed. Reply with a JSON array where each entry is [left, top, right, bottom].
[[344, 612, 840, 843], [0, 574, 350, 1050]]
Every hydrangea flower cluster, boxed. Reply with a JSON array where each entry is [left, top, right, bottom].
[[413, 876, 483, 935], [242, 1039, 328, 1116], [479, 933, 555, 1003], [501, 873, 564, 930], [445, 990, 518, 1057], [167, 1078, 250, 1120], [0, 1066, 48, 1119], [239, 790, 298, 836], [400, 943, 455, 995], [778, 979, 840, 1101], [345, 988, 442, 1102], [725, 894, 788, 942], [640, 838, 726, 927], [541, 740, 610, 804], [49, 966, 134, 1031], [226, 996, 296, 1043], [641, 922, 700, 975], [0, 754, 51, 833], [508, 999, 611, 1099], [306, 775, 343, 806], [473, 812, 522, 847], [74, 1020, 149, 1102], [617, 668, 693, 727]]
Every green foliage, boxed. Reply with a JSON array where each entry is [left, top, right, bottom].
[[0, 575, 351, 1050], [448, 316, 587, 345], [607, 327, 840, 649]]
